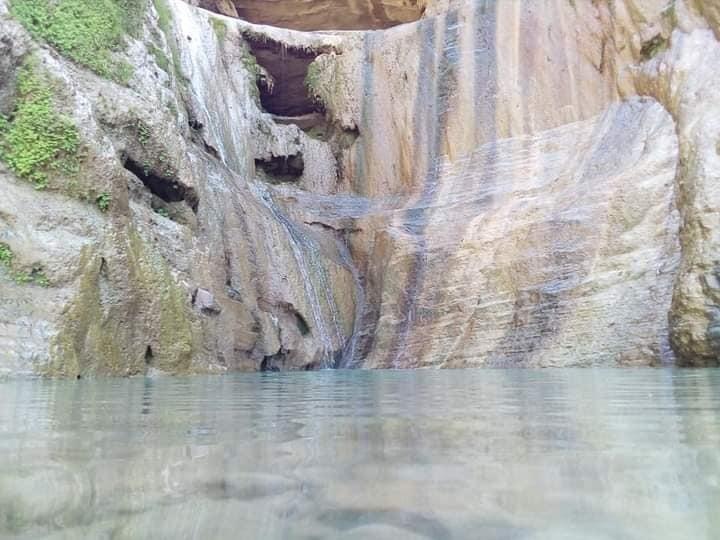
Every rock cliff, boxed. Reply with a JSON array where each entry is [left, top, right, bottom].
[[0, 0, 718, 375]]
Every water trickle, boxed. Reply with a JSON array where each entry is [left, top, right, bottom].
[[336, 238, 365, 368], [250, 182, 344, 368]]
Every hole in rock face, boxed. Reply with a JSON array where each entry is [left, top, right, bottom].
[[255, 153, 305, 183], [145, 345, 154, 365], [247, 37, 322, 117], [199, 0, 425, 31], [123, 156, 199, 213]]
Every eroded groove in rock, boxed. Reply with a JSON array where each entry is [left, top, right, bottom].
[[199, 0, 426, 31]]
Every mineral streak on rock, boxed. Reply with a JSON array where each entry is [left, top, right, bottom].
[[0, 0, 718, 375]]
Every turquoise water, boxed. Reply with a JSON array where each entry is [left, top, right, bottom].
[[1, 369, 719, 539]]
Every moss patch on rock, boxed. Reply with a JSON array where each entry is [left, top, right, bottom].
[[211, 17, 227, 43], [48, 230, 195, 377], [0, 60, 79, 189], [9, 0, 148, 84]]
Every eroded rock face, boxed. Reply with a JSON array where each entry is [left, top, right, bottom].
[[0, 0, 719, 375]]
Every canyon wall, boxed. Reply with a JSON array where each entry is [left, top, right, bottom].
[[0, 0, 718, 375]]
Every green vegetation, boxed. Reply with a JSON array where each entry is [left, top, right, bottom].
[[154, 207, 169, 218], [239, 43, 271, 103], [148, 43, 170, 74], [96, 192, 111, 212], [152, 0, 171, 35], [0, 61, 79, 189], [0, 242, 50, 287], [9, 0, 147, 84], [304, 56, 340, 108], [152, 0, 183, 81], [136, 119, 151, 146], [211, 18, 227, 43], [0, 244, 13, 266]]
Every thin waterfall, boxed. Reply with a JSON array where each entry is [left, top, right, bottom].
[[336, 235, 365, 368], [250, 182, 344, 368]]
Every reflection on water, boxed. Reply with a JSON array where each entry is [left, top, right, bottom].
[[0, 370, 719, 539]]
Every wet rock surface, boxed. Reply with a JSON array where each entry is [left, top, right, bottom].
[[0, 0, 719, 374]]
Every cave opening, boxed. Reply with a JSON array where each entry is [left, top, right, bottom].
[[144, 345, 154, 366], [247, 37, 324, 122], [255, 152, 305, 183], [199, 0, 425, 31], [123, 156, 199, 213]]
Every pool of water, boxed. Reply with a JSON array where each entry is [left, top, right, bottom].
[[1, 369, 719, 539]]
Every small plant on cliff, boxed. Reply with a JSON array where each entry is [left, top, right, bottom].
[[9, 0, 146, 84], [0, 61, 80, 189], [96, 192, 111, 212], [0, 243, 50, 287], [0, 243, 13, 266]]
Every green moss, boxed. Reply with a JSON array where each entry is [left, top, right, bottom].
[[47, 248, 119, 377], [49, 231, 195, 377], [152, 0, 184, 81], [0, 242, 50, 287], [96, 192, 111, 212], [0, 61, 79, 189], [127, 230, 193, 372], [211, 17, 227, 43], [241, 45, 261, 77], [0, 243, 13, 266], [152, 0, 171, 34], [239, 43, 271, 104], [12, 265, 49, 287], [148, 43, 170, 74], [304, 56, 341, 109], [9, 0, 147, 84]]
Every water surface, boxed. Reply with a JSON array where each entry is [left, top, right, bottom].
[[1, 369, 719, 539]]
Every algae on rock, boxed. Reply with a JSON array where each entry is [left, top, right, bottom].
[[49, 231, 196, 377]]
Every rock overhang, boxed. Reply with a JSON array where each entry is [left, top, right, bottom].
[[196, 0, 427, 32]]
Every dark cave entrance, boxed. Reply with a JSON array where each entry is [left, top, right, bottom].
[[247, 37, 324, 122], [123, 156, 199, 213]]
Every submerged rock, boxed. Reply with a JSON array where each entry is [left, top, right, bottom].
[[0, 0, 718, 374]]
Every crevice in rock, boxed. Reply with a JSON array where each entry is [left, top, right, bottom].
[[188, 116, 203, 131], [640, 34, 668, 60], [294, 312, 311, 336], [255, 152, 304, 183], [199, 0, 425, 31], [202, 140, 220, 159], [122, 155, 199, 213]]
